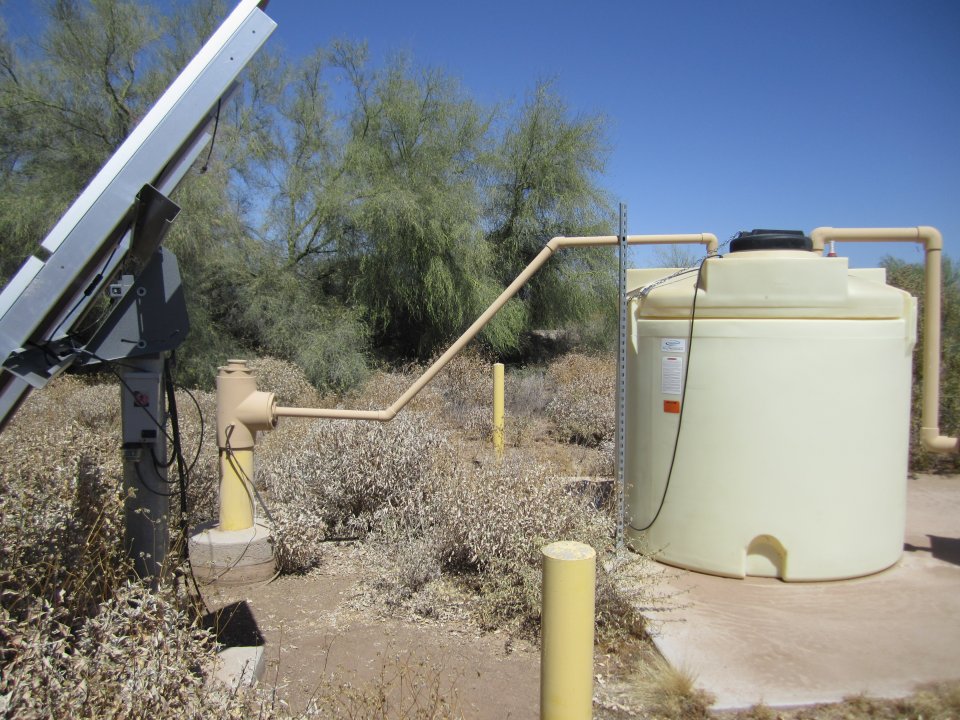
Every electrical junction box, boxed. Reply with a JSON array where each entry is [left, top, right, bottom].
[[120, 371, 164, 445]]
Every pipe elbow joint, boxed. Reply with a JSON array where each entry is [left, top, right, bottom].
[[810, 227, 832, 253], [919, 226, 943, 252], [920, 427, 958, 454]]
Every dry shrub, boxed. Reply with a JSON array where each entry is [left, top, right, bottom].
[[0, 376, 126, 621], [546, 353, 615, 446], [0, 583, 248, 719], [257, 413, 456, 573], [0, 376, 246, 719], [250, 356, 321, 407], [431, 351, 492, 436], [378, 456, 645, 639], [303, 649, 462, 718]]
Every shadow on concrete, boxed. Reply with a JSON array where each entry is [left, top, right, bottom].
[[904, 535, 960, 567], [202, 600, 265, 647]]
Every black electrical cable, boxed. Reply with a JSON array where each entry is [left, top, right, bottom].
[[224, 424, 276, 527], [164, 360, 189, 530], [162, 357, 211, 612], [199, 98, 222, 174], [132, 459, 179, 497], [628, 255, 713, 533], [178, 384, 205, 476]]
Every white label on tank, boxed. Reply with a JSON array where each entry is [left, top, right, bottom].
[[662, 356, 683, 395], [661, 338, 686, 353]]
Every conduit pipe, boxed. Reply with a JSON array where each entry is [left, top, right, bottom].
[[274, 233, 718, 422], [811, 226, 958, 454]]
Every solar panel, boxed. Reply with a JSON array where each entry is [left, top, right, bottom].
[[0, 0, 276, 429]]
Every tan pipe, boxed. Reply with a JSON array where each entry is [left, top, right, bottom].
[[811, 226, 957, 454], [275, 233, 719, 421]]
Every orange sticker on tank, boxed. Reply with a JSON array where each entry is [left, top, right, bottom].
[[664, 400, 681, 413]]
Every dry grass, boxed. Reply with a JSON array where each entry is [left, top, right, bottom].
[[302, 649, 463, 718], [630, 656, 715, 720]]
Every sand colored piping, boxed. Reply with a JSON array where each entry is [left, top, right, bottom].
[[274, 233, 718, 422], [215, 360, 277, 530], [811, 227, 957, 454]]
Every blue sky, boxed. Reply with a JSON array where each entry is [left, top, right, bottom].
[[261, 0, 960, 269], [4, 0, 959, 269]]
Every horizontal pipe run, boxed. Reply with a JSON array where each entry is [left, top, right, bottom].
[[810, 226, 956, 454], [276, 233, 719, 423]]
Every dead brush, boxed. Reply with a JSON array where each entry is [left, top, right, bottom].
[[251, 356, 323, 407], [303, 648, 462, 719], [0, 376, 248, 719], [257, 412, 457, 573], [430, 351, 492, 438], [545, 353, 615, 446]]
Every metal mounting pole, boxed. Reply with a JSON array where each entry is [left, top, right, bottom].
[[120, 354, 170, 581], [615, 203, 628, 549]]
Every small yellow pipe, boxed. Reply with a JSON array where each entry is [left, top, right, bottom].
[[219, 448, 254, 531], [810, 227, 957, 454], [541, 541, 596, 720], [493, 362, 505, 458]]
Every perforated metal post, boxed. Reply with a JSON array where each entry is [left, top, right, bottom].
[[616, 203, 628, 549]]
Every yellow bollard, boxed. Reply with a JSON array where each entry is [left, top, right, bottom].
[[541, 541, 596, 720], [493, 362, 505, 459]]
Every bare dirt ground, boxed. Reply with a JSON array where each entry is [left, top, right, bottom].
[[203, 543, 545, 718]]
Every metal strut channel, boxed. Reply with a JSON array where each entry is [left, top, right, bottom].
[[615, 204, 628, 549]]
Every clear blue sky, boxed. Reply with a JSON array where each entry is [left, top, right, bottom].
[[262, 0, 960, 269], [4, 0, 959, 269]]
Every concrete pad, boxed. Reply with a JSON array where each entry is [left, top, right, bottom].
[[214, 645, 266, 690], [643, 474, 960, 710]]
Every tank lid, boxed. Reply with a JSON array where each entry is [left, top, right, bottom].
[[730, 229, 812, 253]]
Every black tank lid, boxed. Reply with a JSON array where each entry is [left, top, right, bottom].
[[730, 229, 812, 252]]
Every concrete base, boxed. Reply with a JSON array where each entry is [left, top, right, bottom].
[[213, 645, 266, 690], [641, 474, 960, 709], [189, 521, 277, 586]]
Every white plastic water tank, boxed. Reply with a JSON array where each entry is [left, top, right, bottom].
[[624, 230, 917, 581]]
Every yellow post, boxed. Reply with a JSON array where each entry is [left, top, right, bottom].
[[541, 541, 596, 720], [493, 362, 505, 459]]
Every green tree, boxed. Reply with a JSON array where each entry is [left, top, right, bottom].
[[883, 255, 960, 473], [0, 0, 167, 281], [335, 45, 499, 359], [484, 81, 616, 350]]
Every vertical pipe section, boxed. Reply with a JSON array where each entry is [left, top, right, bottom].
[[215, 359, 277, 531], [810, 227, 957, 453], [541, 541, 596, 720], [493, 362, 505, 459]]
